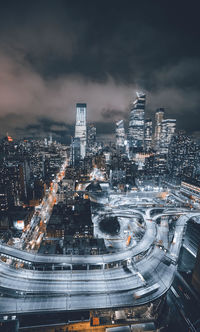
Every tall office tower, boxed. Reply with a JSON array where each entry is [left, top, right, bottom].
[[87, 123, 96, 151], [70, 137, 80, 166], [116, 120, 125, 148], [144, 119, 153, 152], [128, 92, 146, 152], [75, 103, 87, 159], [154, 108, 165, 150], [160, 119, 176, 154]]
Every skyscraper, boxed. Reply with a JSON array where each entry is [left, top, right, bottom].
[[87, 123, 96, 151], [128, 92, 146, 152], [144, 119, 153, 152], [75, 103, 87, 159], [154, 108, 165, 150], [70, 137, 81, 166], [116, 120, 125, 149], [160, 119, 176, 153]]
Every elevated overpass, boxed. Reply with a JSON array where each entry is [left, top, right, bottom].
[[0, 201, 199, 315]]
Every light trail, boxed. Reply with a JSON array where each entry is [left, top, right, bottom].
[[19, 157, 69, 251]]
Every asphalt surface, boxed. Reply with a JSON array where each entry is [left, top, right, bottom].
[[0, 190, 200, 314]]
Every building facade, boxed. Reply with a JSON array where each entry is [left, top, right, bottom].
[[116, 119, 125, 149], [75, 103, 87, 159], [144, 119, 153, 152], [128, 92, 146, 152], [70, 137, 81, 167], [160, 119, 176, 154], [154, 108, 165, 150], [87, 123, 96, 152]]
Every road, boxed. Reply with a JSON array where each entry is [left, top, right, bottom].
[[0, 189, 199, 314], [17, 158, 68, 251]]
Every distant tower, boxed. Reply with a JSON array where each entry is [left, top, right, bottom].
[[128, 92, 146, 152], [144, 119, 153, 152], [160, 119, 176, 153], [87, 123, 96, 151], [116, 120, 125, 148], [70, 137, 81, 166], [154, 108, 165, 150], [49, 134, 53, 145], [75, 103, 87, 159]]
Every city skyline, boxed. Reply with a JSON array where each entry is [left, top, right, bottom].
[[0, 1, 200, 140], [0, 94, 193, 145], [0, 2, 200, 331], [0, 102, 200, 330]]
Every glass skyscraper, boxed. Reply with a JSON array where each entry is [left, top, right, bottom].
[[116, 119, 125, 148], [154, 108, 165, 150], [128, 92, 146, 151], [70, 137, 81, 166], [144, 118, 153, 152], [75, 103, 87, 159], [160, 119, 176, 153]]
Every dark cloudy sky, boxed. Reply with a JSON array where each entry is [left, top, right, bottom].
[[0, 0, 200, 141]]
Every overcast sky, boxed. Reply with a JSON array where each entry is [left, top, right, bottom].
[[0, 0, 200, 141]]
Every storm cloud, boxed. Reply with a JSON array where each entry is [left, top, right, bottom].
[[0, 0, 200, 140]]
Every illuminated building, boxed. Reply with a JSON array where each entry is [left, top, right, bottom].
[[87, 123, 96, 151], [75, 103, 87, 159], [144, 119, 152, 152], [160, 119, 176, 153], [0, 187, 8, 212], [70, 137, 81, 166], [144, 153, 167, 176], [116, 119, 125, 148], [154, 108, 165, 150], [128, 92, 146, 152], [168, 133, 199, 182]]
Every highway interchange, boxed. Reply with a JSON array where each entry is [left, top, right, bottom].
[[0, 189, 200, 315]]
